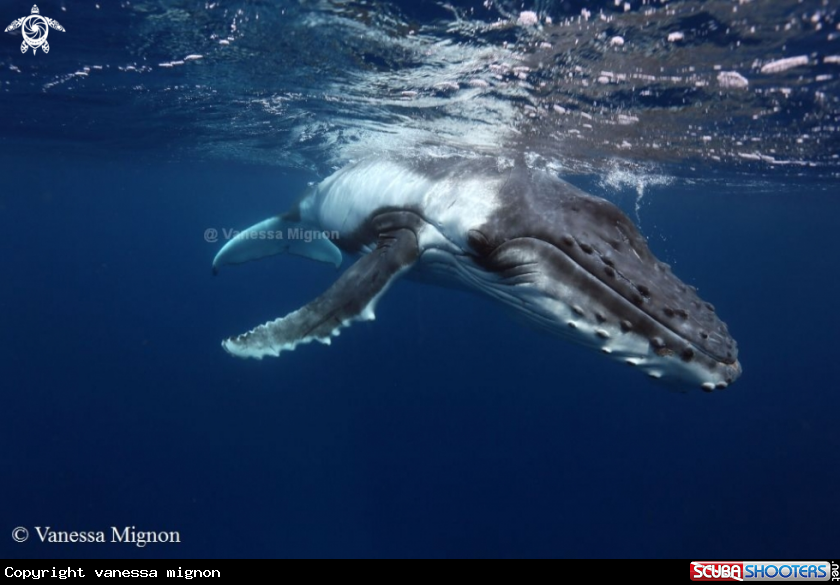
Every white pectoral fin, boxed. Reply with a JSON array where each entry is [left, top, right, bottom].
[[285, 235, 343, 267], [223, 228, 419, 360], [212, 215, 342, 274]]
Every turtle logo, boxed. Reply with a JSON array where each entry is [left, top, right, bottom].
[[5, 5, 65, 55]]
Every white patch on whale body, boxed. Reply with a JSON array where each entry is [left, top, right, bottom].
[[307, 159, 502, 250]]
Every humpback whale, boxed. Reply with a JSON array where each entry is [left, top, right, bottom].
[[213, 157, 741, 391]]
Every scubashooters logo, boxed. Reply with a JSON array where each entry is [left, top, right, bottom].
[[691, 561, 833, 582], [5, 5, 65, 54]]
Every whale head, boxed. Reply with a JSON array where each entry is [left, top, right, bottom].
[[467, 164, 741, 391]]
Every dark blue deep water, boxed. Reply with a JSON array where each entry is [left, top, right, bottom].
[[2, 158, 838, 559], [2, 0, 839, 559]]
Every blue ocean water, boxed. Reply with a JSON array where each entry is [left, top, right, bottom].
[[2, 0, 839, 559]]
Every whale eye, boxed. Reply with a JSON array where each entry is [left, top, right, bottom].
[[467, 229, 493, 256]]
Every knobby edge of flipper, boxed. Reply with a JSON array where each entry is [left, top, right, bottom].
[[222, 228, 420, 359]]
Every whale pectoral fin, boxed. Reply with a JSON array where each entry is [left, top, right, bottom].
[[212, 215, 342, 274], [223, 228, 419, 359]]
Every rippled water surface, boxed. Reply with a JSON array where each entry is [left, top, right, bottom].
[[3, 0, 838, 176]]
